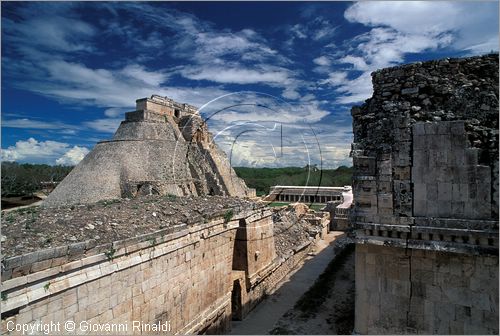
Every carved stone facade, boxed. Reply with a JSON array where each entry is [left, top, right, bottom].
[[44, 96, 255, 206], [351, 54, 499, 334]]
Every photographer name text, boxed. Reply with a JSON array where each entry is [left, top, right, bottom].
[[6, 320, 172, 334]]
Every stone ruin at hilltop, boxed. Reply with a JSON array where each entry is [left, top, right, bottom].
[[44, 95, 256, 206]]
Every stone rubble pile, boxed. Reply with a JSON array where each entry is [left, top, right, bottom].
[[2, 195, 323, 259], [272, 204, 324, 259], [1, 196, 258, 257]]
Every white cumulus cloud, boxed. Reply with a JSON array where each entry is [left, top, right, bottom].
[[344, 0, 499, 53], [313, 56, 331, 66], [180, 65, 292, 85], [2, 138, 89, 165], [318, 1, 499, 105], [56, 146, 90, 165]]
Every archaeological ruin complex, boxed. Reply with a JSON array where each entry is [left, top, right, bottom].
[[44, 95, 255, 207], [351, 54, 499, 334], [1, 195, 331, 334], [1, 54, 498, 336]]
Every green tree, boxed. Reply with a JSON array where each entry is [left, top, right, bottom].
[[1, 162, 73, 197]]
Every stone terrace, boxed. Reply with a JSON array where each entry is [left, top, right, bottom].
[[1, 196, 257, 259]]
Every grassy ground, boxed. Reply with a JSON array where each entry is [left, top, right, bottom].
[[293, 244, 355, 317], [270, 244, 356, 335]]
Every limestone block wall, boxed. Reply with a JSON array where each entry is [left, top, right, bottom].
[[331, 207, 351, 231], [45, 138, 197, 206], [185, 143, 226, 196], [136, 96, 198, 119], [351, 54, 499, 220], [124, 111, 173, 125], [412, 121, 491, 219], [202, 143, 256, 198], [0, 206, 282, 335], [179, 116, 210, 145], [229, 209, 330, 320], [350, 54, 499, 334], [232, 233, 340, 321], [356, 244, 498, 334], [1, 204, 326, 335], [237, 211, 276, 283]]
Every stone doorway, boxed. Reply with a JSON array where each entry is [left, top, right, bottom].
[[231, 280, 243, 321]]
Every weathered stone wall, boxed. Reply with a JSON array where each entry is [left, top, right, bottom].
[[351, 54, 499, 334], [352, 53, 499, 219], [1, 206, 321, 334], [136, 95, 198, 119], [355, 244, 498, 334], [1, 214, 240, 334], [232, 239, 317, 320], [237, 211, 276, 281], [412, 121, 492, 219], [46, 139, 199, 205]]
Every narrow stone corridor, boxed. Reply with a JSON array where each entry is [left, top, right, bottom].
[[229, 233, 353, 335]]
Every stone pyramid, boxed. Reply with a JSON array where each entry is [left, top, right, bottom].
[[44, 95, 255, 206]]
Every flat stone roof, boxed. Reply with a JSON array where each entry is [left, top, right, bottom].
[[271, 186, 351, 190]]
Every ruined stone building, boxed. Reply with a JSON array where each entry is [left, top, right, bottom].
[[44, 95, 255, 206], [351, 54, 499, 334], [1, 93, 334, 335], [1, 195, 330, 335], [3, 55, 498, 336]]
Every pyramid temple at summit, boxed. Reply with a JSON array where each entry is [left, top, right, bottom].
[[44, 95, 255, 206]]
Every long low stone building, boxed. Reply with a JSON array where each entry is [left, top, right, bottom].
[[266, 186, 351, 203]]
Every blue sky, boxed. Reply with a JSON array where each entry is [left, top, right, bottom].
[[2, 1, 498, 167]]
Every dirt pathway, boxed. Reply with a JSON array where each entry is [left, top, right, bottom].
[[270, 244, 355, 334], [229, 232, 349, 335]]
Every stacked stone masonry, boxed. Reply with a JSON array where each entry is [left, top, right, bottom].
[[351, 54, 499, 334], [0, 205, 329, 335], [413, 121, 491, 219], [355, 244, 498, 334]]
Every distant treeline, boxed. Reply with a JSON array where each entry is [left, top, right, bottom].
[[234, 165, 353, 196], [1, 162, 73, 197], [1, 162, 353, 198]]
